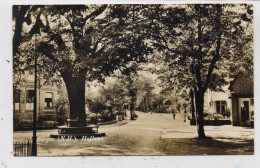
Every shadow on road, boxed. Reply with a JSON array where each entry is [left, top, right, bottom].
[[155, 137, 254, 155]]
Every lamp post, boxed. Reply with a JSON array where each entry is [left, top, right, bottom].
[[32, 34, 38, 156]]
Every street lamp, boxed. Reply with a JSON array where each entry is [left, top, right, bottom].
[[32, 34, 38, 156]]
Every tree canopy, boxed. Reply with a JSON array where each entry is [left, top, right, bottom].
[[148, 4, 253, 138], [13, 5, 153, 126], [13, 4, 253, 136]]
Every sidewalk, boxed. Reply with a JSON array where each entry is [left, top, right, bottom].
[[162, 123, 254, 140]]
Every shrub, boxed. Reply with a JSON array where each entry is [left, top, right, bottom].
[[54, 97, 69, 125], [87, 99, 115, 123], [156, 106, 168, 113]]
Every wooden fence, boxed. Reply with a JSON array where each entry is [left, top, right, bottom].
[[13, 140, 32, 156]]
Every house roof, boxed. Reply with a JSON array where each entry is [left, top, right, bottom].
[[229, 72, 253, 97]]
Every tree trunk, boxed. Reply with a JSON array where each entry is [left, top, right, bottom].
[[62, 70, 87, 127], [13, 6, 30, 56], [129, 89, 136, 120], [194, 90, 206, 139], [190, 89, 195, 120], [144, 96, 148, 113]]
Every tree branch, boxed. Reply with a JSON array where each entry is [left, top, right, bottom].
[[84, 5, 108, 22], [13, 5, 31, 56], [37, 42, 60, 63], [202, 35, 221, 93], [202, 4, 222, 93]]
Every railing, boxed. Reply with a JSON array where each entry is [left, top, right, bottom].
[[13, 140, 32, 156]]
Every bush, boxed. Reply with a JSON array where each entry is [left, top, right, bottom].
[[14, 119, 59, 129], [88, 115, 98, 124], [55, 97, 69, 125], [15, 120, 32, 129], [87, 99, 116, 123], [222, 109, 231, 117], [156, 106, 168, 113]]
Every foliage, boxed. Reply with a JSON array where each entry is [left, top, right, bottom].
[[13, 5, 153, 123], [87, 98, 114, 123], [54, 96, 69, 125], [151, 4, 253, 93], [13, 5, 253, 136], [135, 75, 156, 112], [147, 4, 253, 138], [99, 77, 129, 112]]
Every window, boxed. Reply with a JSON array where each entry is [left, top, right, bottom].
[[45, 92, 53, 108], [26, 90, 34, 110], [216, 101, 227, 114]]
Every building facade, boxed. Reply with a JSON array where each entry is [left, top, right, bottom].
[[229, 73, 254, 126], [14, 72, 59, 123], [204, 85, 232, 120]]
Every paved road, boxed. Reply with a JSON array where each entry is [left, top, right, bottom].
[[13, 111, 254, 156]]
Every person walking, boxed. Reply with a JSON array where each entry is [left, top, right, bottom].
[[172, 109, 176, 120]]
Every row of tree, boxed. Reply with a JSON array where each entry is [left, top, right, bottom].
[[13, 4, 253, 138], [85, 71, 181, 117]]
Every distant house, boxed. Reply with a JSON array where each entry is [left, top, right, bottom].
[[204, 77, 234, 120], [229, 73, 254, 126], [13, 71, 62, 122]]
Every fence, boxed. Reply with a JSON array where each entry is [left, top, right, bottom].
[[13, 140, 32, 156]]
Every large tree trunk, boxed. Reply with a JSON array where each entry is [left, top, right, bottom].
[[194, 90, 206, 139], [62, 70, 87, 127]]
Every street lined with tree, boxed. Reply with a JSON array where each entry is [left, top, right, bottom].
[[13, 4, 253, 155]]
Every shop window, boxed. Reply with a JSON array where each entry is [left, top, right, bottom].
[[216, 101, 226, 114], [26, 90, 34, 110], [45, 92, 53, 108]]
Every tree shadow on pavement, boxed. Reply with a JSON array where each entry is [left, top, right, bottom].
[[154, 137, 254, 155]]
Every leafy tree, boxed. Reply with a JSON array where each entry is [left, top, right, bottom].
[[110, 5, 154, 119], [135, 75, 156, 113], [149, 4, 253, 138], [99, 77, 129, 113], [13, 5, 150, 126], [152, 95, 164, 112], [13, 5, 43, 56]]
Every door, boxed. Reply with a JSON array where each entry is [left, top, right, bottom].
[[241, 101, 249, 122], [238, 98, 250, 125]]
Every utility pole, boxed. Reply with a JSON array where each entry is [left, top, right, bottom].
[[32, 34, 38, 156]]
